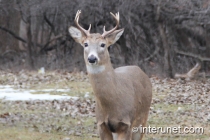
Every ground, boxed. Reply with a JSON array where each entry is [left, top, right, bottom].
[[0, 70, 209, 140]]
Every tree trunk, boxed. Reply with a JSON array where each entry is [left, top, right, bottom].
[[26, 14, 34, 69], [158, 22, 173, 78]]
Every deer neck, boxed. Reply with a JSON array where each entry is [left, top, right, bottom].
[[86, 60, 114, 76], [87, 61, 116, 106]]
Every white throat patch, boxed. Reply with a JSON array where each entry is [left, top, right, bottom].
[[86, 65, 105, 74]]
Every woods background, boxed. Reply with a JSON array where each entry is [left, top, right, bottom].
[[0, 0, 210, 77]]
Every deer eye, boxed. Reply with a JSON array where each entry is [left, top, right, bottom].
[[101, 43, 105, 48], [84, 43, 88, 47]]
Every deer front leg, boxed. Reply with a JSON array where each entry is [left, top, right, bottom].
[[98, 122, 113, 140]]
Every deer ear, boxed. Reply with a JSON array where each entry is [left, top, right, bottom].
[[69, 26, 84, 44], [105, 28, 124, 46]]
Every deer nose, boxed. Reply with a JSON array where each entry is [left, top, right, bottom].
[[88, 55, 97, 64]]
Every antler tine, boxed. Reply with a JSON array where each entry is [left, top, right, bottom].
[[74, 10, 91, 36], [101, 12, 120, 38]]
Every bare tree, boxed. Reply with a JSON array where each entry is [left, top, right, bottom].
[[0, 0, 209, 76]]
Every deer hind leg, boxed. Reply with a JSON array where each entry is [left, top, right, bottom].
[[98, 122, 113, 140], [141, 114, 149, 140], [132, 125, 145, 140], [132, 131, 141, 140], [132, 114, 149, 140], [140, 114, 149, 140]]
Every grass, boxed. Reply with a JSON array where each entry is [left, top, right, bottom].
[[0, 127, 64, 140], [0, 126, 208, 140], [0, 71, 209, 140], [0, 126, 99, 140], [146, 101, 210, 139]]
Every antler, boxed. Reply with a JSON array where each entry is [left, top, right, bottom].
[[74, 10, 91, 36], [101, 12, 120, 38]]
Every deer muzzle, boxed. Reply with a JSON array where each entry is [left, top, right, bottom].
[[88, 54, 98, 64]]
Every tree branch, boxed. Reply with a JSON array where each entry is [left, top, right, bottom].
[[0, 26, 43, 48], [175, 49, 210, 61], [44, 11, 55, 32], [141, 46, 160, 62], [40, 34, 65, 53], [0, 26, 27, 43]]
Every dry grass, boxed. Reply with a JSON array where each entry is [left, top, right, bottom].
[[0, 126, 99, 140], [0, 71, 209, 140]]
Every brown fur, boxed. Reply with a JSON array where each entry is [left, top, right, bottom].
[[89, 62, 152, 140], [69, 11, 152, 140]]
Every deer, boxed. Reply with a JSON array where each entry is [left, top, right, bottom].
[[69, 10, 152, 140]]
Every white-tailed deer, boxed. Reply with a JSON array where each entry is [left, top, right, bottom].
[[69, 10, 152, 140]]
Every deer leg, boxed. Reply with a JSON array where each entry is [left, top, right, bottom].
[[139, 114, 149, 140], [116, 122, 132, 140], [117, 131, 132, 140], [98, 122, 113, 140], [132, 132, 141, 140], [131, 113, 149, 140], [132, 124, 145, 140], [132, 114, 149, 140]]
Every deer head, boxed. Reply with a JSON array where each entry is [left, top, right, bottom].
[[69, 10, 124, 72]]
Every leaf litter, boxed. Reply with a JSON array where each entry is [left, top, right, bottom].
[[0, 70, 209, 139]]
